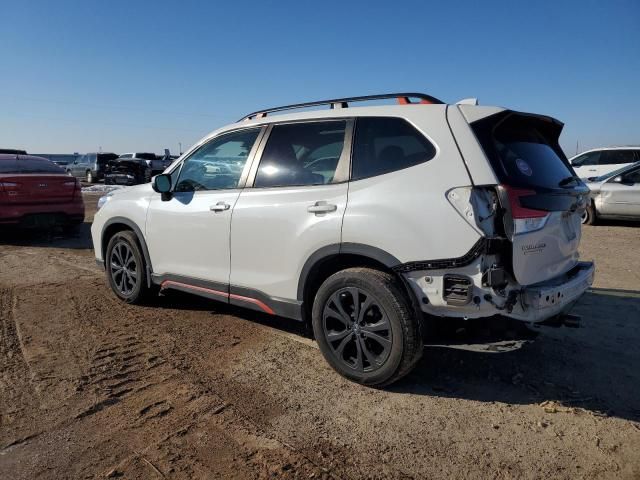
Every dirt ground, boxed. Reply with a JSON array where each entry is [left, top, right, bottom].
[[1, 193, 639, 479]]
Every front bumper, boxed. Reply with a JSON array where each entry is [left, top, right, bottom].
[[513, 261, 595, 322]]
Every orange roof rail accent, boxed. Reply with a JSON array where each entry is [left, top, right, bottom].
[[397, 96, 435, 105]]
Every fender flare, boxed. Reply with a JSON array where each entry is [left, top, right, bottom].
[[296, 243, 402, 300], [101, 217, 154, 282]]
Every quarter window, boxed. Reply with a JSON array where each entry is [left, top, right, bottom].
[[351, 117, 436, 180], [254, 121, 346, 188], [175, 129, 259, 192]]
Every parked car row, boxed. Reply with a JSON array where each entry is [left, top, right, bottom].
[[66, 151, 177, 185]]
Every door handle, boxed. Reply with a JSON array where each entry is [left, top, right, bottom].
[[210, 201, 231, 212], [308, 201, 337, 214]]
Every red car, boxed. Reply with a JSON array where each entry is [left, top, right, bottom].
[[0, 153, 84, 228]]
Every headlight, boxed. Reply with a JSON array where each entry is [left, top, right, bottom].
[[97, 193, 114, 210]]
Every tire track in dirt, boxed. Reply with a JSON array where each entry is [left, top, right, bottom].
[[0, 287, 40, 438]]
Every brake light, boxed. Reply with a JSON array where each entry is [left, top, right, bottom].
[[65, 178, 81, 200], [502, 185, 549, 234]]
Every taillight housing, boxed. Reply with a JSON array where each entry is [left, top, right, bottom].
[[501, 185, 549, 235], [63, 178, 81, 200]]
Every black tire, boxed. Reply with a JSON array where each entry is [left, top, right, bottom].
[[105, 230, 150, 304], [581, 203, 596, 225], [86, 170, 94, 183], [312, 268, 423, 386]]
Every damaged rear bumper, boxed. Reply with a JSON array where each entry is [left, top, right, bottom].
[[509, 261, 595, 322]]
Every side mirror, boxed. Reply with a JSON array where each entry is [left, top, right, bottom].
[[153, 174, 172, 201], [613, 175, 623, 183]]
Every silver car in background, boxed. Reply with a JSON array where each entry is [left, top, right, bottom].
[[582, 161, 640, 224]]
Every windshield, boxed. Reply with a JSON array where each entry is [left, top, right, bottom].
[[0, 157, 65, 174]]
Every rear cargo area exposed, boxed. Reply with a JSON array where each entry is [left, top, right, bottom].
[[470, 111, 589, 286]]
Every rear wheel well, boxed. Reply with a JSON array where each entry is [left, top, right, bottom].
[[301, 254, 417, 326]]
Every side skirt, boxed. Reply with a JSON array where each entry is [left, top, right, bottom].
[[151, 274, 303, 321]]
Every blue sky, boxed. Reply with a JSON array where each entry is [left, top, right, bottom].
[[1, 0, 638, 155]]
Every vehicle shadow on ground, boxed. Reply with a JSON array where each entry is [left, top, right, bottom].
[[0, 223, 94, 249], [153, 287, 640, 422], [393, 289, 640, 423]]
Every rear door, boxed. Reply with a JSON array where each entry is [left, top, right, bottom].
[[229, 120, 351, 305], [471, 112, 589, 286]]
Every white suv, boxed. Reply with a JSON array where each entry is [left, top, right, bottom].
[[91, 93, 595, 386]]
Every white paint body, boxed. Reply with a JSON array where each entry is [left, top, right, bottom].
[[91, 101, 594, 323]]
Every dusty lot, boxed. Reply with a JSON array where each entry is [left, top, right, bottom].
[[1, 193, 639, 479]]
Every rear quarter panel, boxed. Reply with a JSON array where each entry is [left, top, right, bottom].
[[342, 106, 482, 263]]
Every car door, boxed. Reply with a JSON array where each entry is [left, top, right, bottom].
[[571, 151, 600, 178], [598, 166, 640, 217], [145, 127, 263, 288], [229, 120, 352, 312]]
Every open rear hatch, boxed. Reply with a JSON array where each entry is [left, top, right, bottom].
[[471, 111, 589, 286]]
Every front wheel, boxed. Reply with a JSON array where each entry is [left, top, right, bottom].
[[312, 268, 423, 386], [105, 230, 151, 304]]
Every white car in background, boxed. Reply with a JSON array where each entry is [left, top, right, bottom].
[[570, 146, 640, 179], [91, 92, 595, 386]]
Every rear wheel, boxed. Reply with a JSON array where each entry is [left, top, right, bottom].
[[312, 268, 422, 386], [105, 230, 150, 304], [581, 203, 596, 225]]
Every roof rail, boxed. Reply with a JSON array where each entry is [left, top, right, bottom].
[[238, 92, 444, 122]]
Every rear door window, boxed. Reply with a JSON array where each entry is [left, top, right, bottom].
[[351, 117, 436, 180], [600, 150, 636, 165]]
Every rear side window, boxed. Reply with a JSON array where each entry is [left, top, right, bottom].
[[254, 121, 346, 188], [472, 113, 574, 189], [0, 158, 65, 174], [600, 150, 637, 165], [351, 117, 436, 180]]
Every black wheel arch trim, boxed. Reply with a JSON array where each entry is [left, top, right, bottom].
[[101, 217, 153, 287], [297, 239, 490, 301], [296, 243, 403, 301]]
